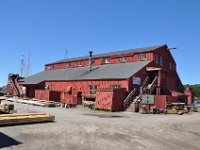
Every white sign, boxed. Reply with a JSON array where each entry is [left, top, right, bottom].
[[133, 76, 141, 85]]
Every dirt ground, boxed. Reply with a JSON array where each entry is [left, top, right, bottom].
[[1, 100, 200, 150]]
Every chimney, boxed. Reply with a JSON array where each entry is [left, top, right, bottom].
[[89, 51, 93, 71]]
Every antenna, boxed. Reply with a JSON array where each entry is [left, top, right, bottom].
[[20, 54, 25, 77], [64, 49, 68, 59], [26, 52, 31, 78], [168, 47, 177, 50]]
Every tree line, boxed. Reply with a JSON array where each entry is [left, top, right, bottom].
[[184, 84, 200, 99]]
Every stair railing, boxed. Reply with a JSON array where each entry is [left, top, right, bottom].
[[148, 76, 158, 94], [123, 88, 136, 109]]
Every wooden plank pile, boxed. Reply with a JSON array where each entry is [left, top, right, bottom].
[[18, 99, 56, 107], [0, 113, 55, 126], [6, 97, 61, 107], [0, 96, 7, 101]]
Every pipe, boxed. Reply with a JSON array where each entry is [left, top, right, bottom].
[[89, 51, 93, 71]]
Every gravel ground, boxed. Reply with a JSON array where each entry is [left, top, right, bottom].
[[1, 100, 200, 150]]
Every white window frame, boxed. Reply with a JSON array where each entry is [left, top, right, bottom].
[[55, 65, 61, 69], [138, 54, 146, 60], [102, 58, 110, 64], [76, 61, 82, 67], [65, 63, 70, 68], [47, 66, 51, 70], [119, 57, 126, 62]]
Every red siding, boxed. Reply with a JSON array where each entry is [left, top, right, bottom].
[[95, 88, 126, 111], [184, 87, 193, 105], [43, 79, 128, 104], [35, 90, 49, 100]]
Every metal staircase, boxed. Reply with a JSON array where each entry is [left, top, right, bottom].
[[145, 76, 158, 94], [126, 76, 158, 112], [123, 88, 136, 110]]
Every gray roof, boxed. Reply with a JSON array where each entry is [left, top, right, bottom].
[[23, 60, 151, 85], [46, 45, 165, 65]]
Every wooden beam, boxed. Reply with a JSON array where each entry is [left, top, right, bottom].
[[0, 113, 55, 126]]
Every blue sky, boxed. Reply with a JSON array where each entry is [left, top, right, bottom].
[[0, 0, 199, 86]]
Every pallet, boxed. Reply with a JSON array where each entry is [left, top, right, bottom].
[[0, 113, 55, 126]]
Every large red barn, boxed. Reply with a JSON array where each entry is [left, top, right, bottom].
[[7, 44, 193, 111]]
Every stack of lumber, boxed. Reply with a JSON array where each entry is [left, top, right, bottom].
[[6, 97, 61, 107], [0, 96, 7, 101], [18, 99, 56, 107], [0, 96, 7, 104], [167, 108, 178, 114], [0, 103, 14, 113], [0, 113, 55, 126]]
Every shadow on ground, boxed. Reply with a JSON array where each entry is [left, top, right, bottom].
[[0, 132, 22, 148], [83, 113, 123, 118]]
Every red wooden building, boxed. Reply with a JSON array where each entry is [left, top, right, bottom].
[[8, 44, 193, 111]]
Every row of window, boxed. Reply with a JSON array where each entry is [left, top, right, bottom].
[[47, 53, 149, 70], [155, 54, 176, 70], [89, 84, 121, 94], [47, 56, 129, 70]]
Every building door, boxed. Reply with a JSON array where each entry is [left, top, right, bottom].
[[148, 70, 158, 84], [77, 92, 82, 105]]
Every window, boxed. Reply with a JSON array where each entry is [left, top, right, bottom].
[[55, 65, 61, 69], [89, 85, 98, 94], [119, 57, 126, 62], [155, 54, 158, 64], [138, 54, 146, 60], [160, 56, 163, 66], [170, 62, 172, 70], [88, 60, 95, 65], [44, 85, 50, 90], [65, 63, 70, 68], [102, 58, 110, 64], [76, 61, 82, 67], [110, 85, 121, 89], [47, 66, 51, 70]]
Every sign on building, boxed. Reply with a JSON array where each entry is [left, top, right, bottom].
[[142, 95, 154, 104], [133, 76, 141, 85]]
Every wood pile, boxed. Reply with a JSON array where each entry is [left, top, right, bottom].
[[0, 96, 7, 101], [18, 99, 56, 107], [0, 103, 14, 113], [0, 113, 55, 126], [6, 97, 61, 107]]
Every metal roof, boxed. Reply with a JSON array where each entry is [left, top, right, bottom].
[[22, 60, 151, 85], [46, 45, 165, 65]]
